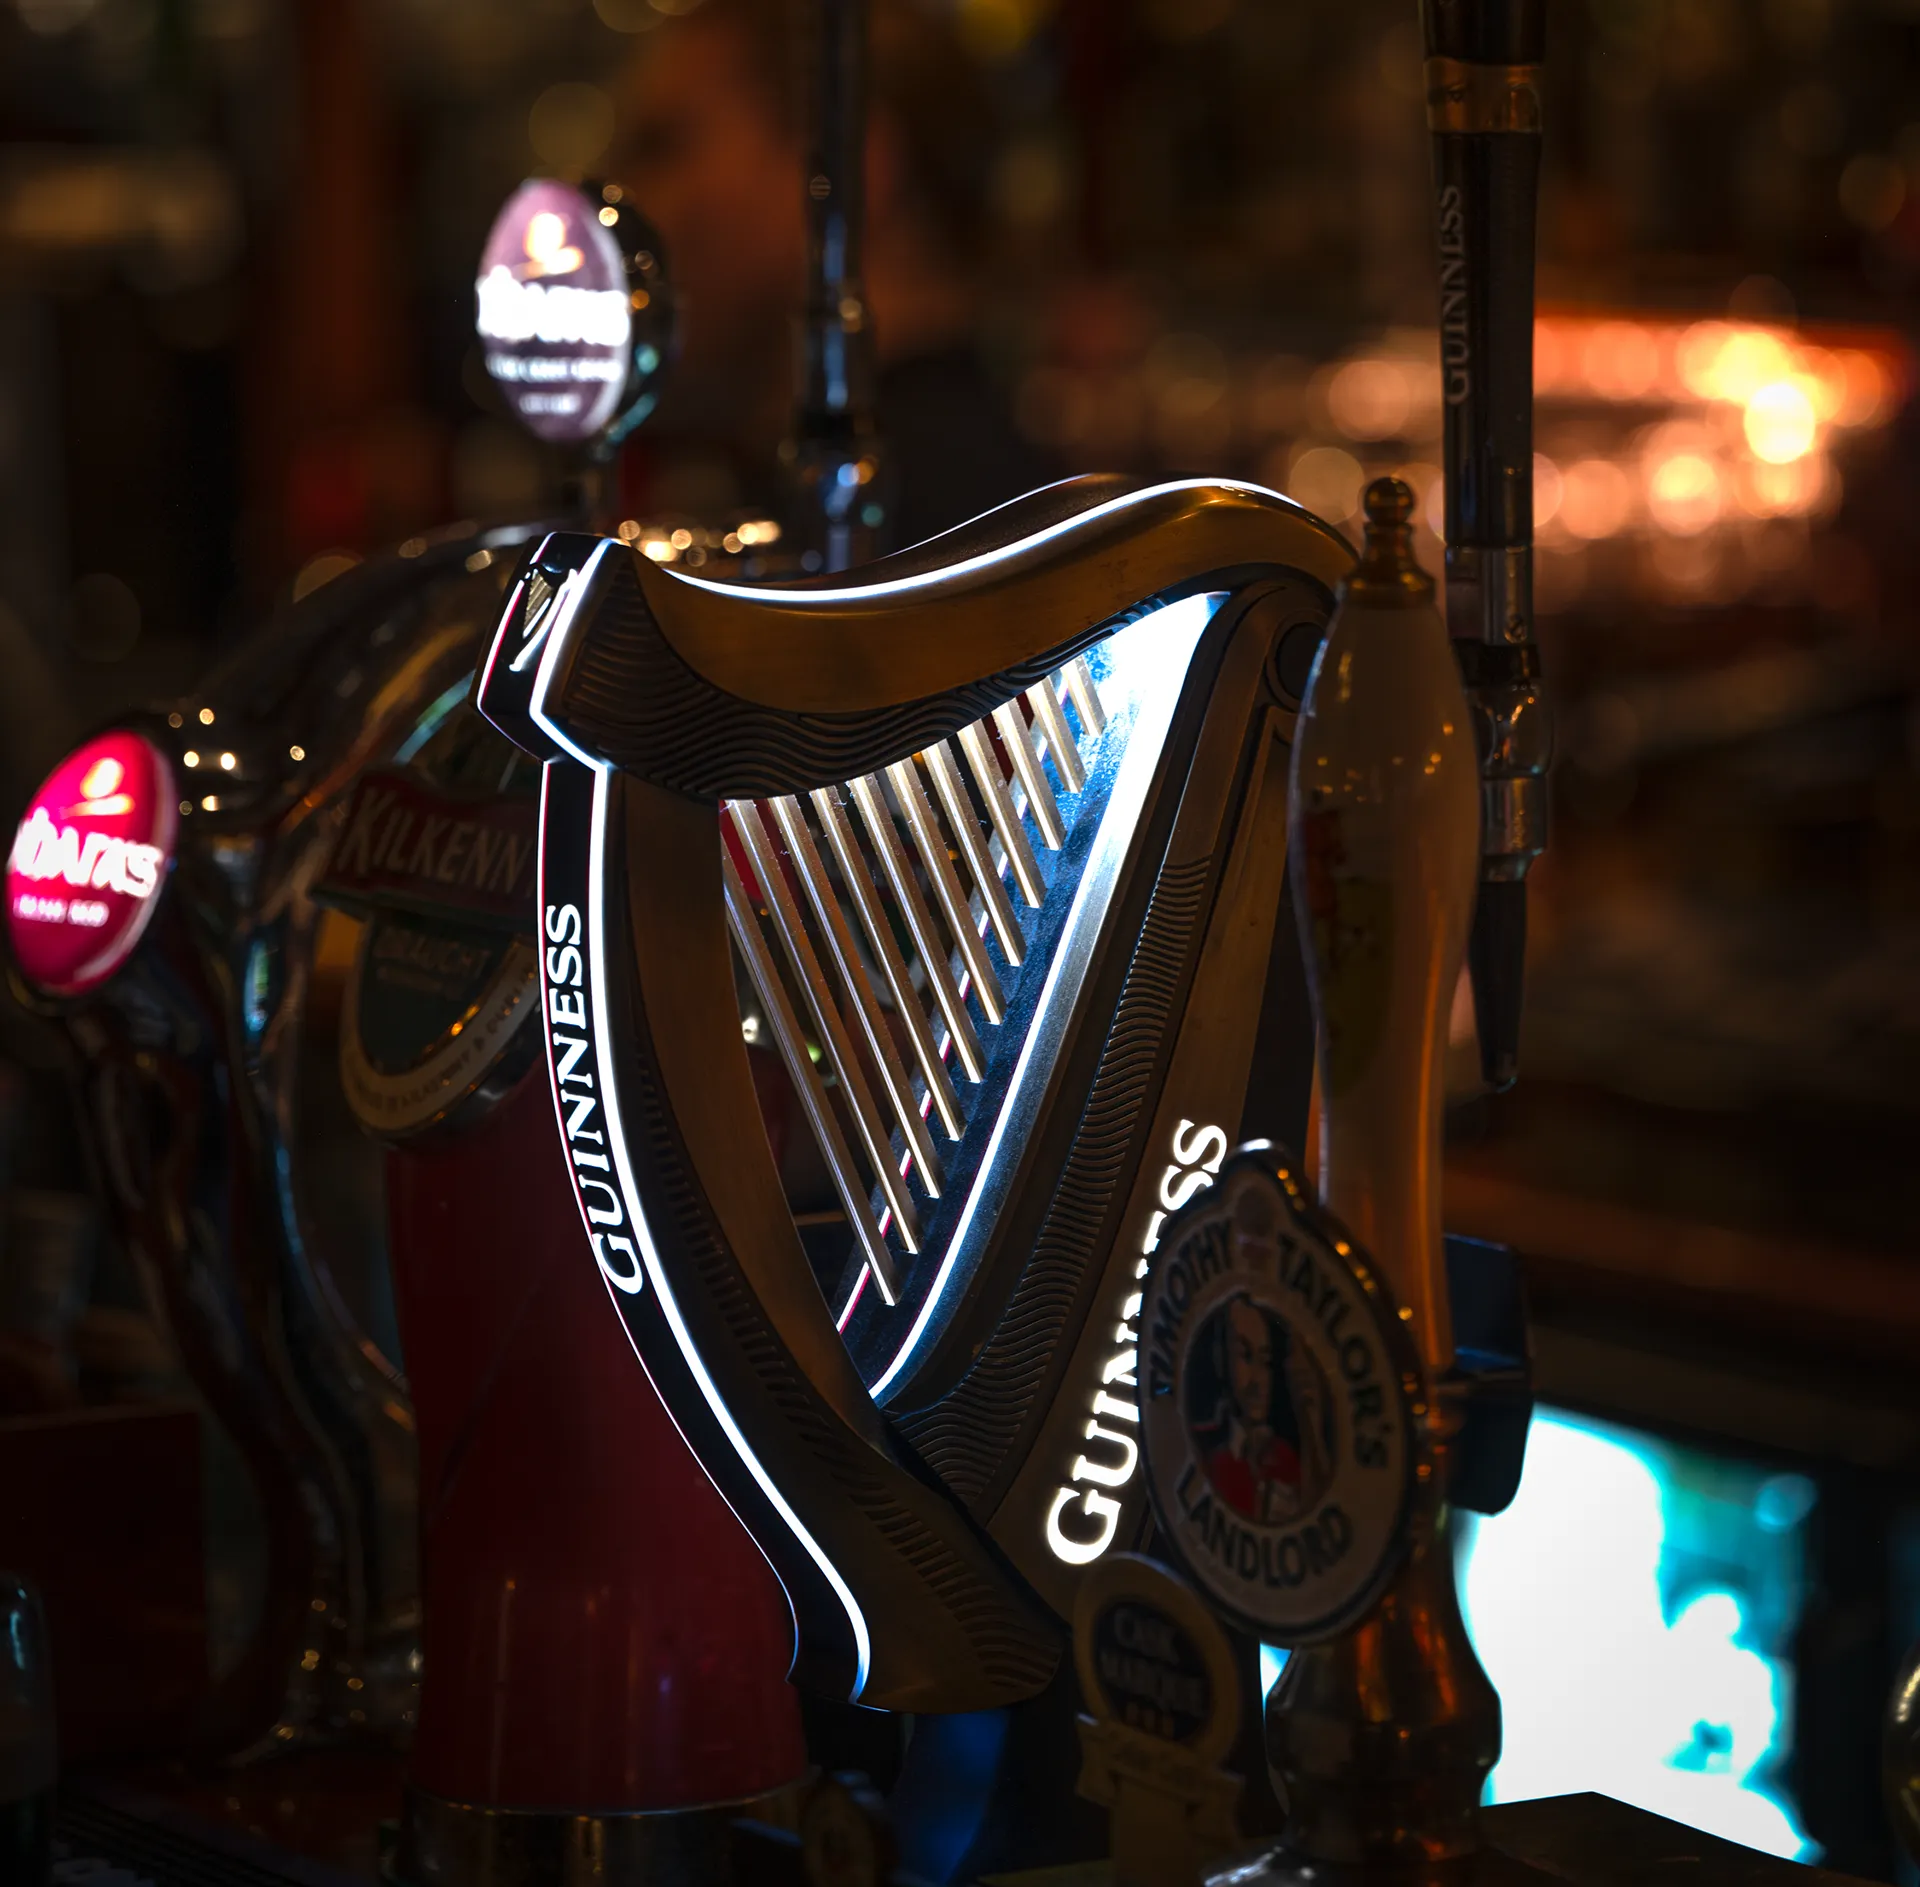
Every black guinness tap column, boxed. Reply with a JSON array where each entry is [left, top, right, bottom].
[[785, 0, 887, 570], [1424, 0, 1549, 1091]]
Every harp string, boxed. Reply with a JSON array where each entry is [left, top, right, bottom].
[[722, 660, 1109, 1307]]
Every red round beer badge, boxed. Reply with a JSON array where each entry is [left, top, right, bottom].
[[7, 732, 177, 995]]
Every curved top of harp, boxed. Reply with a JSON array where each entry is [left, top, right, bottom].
[[480, 478, 1350, 796], [631, 476, 1348, 712]]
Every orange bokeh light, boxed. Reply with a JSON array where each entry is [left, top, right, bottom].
[[1646, 453, 1723, 535], [1560, 459, 1634, 540]]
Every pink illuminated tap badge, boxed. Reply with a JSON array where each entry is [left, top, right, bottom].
[[7, 732, 177, 995], [476, 179, 632, 445]]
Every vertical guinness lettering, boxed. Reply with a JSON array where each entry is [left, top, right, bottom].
[[542, 901, 644, 1295], [1044, 1118, 1228, 1566], [1437, 184, 1470, 407]]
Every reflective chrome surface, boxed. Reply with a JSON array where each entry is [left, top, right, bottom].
[[397, 1786, 739, 1887], [43, 522, 547, 1750], [1883, 1639, 1920, 1865], [1264, 1489, 1500, 1871]]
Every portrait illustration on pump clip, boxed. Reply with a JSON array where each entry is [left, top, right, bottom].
[[1184, 1292, 1334, 1525]]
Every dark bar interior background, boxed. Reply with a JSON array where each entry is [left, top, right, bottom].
[[1, 0, 1918, 1876]]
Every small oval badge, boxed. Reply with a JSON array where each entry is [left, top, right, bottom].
[[7, 732, 176, 997], [1138, 1151, 1425, 1644], [476, 178, 634, 445], [1072, 1552, 1240, 1766]]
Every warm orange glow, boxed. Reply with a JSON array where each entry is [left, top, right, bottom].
[[1796, 348, 1848, 422], [1688, 325, 1796, 403], [1326, 358, 1412, 440], [1744, 380, 1818, 463], [1289, 444, 1364, 523], [1394, 461, 1442, 533], [1560, 459, 1634, 540], [1533, 454, 1564, 530], [1647, 453, 1723, 535], [1533, 319, 1575, 395], [1582, 322, 1662, 401], [1832, 349, 1891, 427], [1738, 455, 1831, 518], [1674, 322, 1734, 399]]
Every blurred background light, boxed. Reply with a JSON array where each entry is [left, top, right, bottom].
[[528, 81, 616, 175], [1458, 1413, 1817, 1865], [1561, 458, 1635, 540], [1287, 443, 1364, 526], [1745, 380, 1818, 464]]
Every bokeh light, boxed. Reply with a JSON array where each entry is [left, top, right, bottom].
[[1739, 454, 1834, 519], [1561, 458, 1634, 540], [528, 82, 615, 175], [1694, 327, 1795, 404], [1838, 153, 1906, 231], [1583, 321, 1663, 401], [1744, 380, 1818, 463], [1288, 445, 1364, 525], [1832, 349, 1891, 427], [1533, 453, 1565, 531], [1462, 1413, 1816, 1862], [1326, 358, 1412, 441], [1647, 453, 1723, 535]]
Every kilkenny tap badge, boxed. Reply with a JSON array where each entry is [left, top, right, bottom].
[[1138, 1152, 1424, 1643], [317, 767, 541, 1140]]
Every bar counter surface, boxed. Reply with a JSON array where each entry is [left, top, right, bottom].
[[51, 1760, 1880, 1887]]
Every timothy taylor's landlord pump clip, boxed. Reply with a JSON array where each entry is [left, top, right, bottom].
[[1138, 1152, 1425, 1645]]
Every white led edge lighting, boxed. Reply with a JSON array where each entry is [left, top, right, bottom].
[[474, 531, 563, 715], [866, 592, 1217, 1403], [657, 479, 1315, 608], [528, 539, 617, 771], [475, 576, 529, 714], [567, 758, 874, 1702]]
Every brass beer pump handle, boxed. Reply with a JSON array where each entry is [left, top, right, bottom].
[[1270, 479, 1502, 1866], [1292, 479, 1477, 1375]]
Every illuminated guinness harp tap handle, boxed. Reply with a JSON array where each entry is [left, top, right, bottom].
[[475, 477, 1352, 1711], [1423, 0, 1548, 1092]]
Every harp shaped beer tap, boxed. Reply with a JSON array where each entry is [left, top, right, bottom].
[[476, 476, 1351, 1711]]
